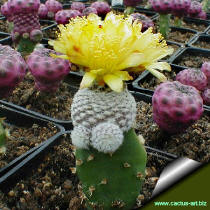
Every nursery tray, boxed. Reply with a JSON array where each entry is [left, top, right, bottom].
[[0, 32, 10, 42], [0, 131, 176, 209], [0, 105, 65, 188], [171, 47, 210, 69], [188, 34, 210, 50]]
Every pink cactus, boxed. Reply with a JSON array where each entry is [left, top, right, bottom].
[[0, 44, 27, 98], [150, 0, 173, 14], [26, 48, 71, 92], [123, 0, 142, 7], [1, 0, 42, 43], [55, 10, 82, 24], [90, 1, 111, 16], [202, 88, 210, 105], [131, 13, 154, 32], [71, 2, 85, 13], [188, 1, 202, 17], [38, 3, 48, 19], [45, 0, 62, 19], [152, 81, 203, 134], [196, 10, 207, 20], [171, 0, 191, 17], [201, 62, 210, 87], [176, 68, 207, 91], [82, 7, 98, 17]]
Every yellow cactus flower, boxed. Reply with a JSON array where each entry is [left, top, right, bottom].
[[49, 13, 173, 92]]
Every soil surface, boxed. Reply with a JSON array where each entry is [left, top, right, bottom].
[[192, 39, 210, 49], [42, 26, 58, 40], [0, 136, 169, 209], [135, 101, 210, 163], [164, 43, 181, 60], [4, 72, 74, 120], [174, 53, 210, 68], [0, 121, 58, 169]]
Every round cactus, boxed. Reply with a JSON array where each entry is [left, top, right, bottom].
[[38, 3, 48, 19], [202, 88, 210, 105], [131, 13, 154, 32], [55, 9, 82, 24], [90, 1, 111, 16], [26, 48, 71, 92], [188, 1, 202, 17], [82, 7, 98, 17], [176, 68, 207, 91], [171, 0, 191, 17], [152, 81, 203, 134], [0, 44, 27, 98], [71, 2, 85, 13], [45, 0, 62, 19], [196, 10, 207, 20], [150, 0, 173, 14], [201, 62, 210, 87]]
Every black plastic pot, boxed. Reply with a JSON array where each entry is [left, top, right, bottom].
[[170, 47, 210, 69], [0, 105, 65, 188], [188, 34, 210, 50], [40, 19, 56, 30], [0, 32, 11, 42]]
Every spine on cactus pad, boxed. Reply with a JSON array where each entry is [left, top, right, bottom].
[[76, 128, 147, 210]]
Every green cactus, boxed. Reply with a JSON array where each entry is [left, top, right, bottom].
[[76, 128, 147, 210], [159, 14, 171, 39], [0, 119, 7, 154]]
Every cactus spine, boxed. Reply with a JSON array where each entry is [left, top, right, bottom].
[[76, 128, 147, 210]]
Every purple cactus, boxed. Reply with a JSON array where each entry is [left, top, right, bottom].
[[176, 68, 207, 91], [202, 88, 210, 105], [131, 13, 154, 32], [90, 1, 111, 16], [188, 1, 202, 17], [1, 2, 13, 21], [26, 48, 71, 92], [152, 81, 203, 134], [171, 0, 191, 17], [201, 62, 210, 87], [55, 10, 82, 24], [0, 44, 27, 98], [123, 0, 142, 7], [82, 7, 98, 17], [38, 3, 48, 19], [71, 2, 85, 13], [150, 0, 173, 14], [196, 10, 207, 20], [45, 0, 62, 19]]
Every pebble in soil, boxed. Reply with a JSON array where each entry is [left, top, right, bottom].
[[3, 72, 74, 120], [135, 101, 210, 163], [0, 136, 168, 209], [0, 122, 58, 169]]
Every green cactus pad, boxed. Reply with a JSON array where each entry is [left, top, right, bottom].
[[76, 128, 147, 210], [0, 121, 6, 154]]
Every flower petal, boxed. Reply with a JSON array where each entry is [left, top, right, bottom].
[[114, 71, 133, 81], [147, 62, 171, 72], [103, 74, 123, 92], [80, 72, 96, 89], [147, 67, 167, 82]]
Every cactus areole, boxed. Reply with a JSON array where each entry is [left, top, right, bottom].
[[1, 0, 43, 56], [49, 13, 173, 209]]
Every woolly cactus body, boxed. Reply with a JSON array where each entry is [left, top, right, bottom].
[[76, 129, 146, 210], [82, 7, 98, 16], [153, 81, 203, 134], [201, 62, 210, 87], [90, 1, 111, 16], [71, 88, 136, 153], [202, 88, 210, 105], [71, 2, 85, 13], [38, 4, 48, 19], [26, 48, 70, 92], [55, 10, 82, 24], [45, 0, 62, 18], [0, 44, 27, 98], [131, 13, 154, 31], [176, 68, 207, 91]]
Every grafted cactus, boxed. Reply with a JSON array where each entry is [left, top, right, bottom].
[[1, 0, 43, 56], [0, 119, 7, 154]]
